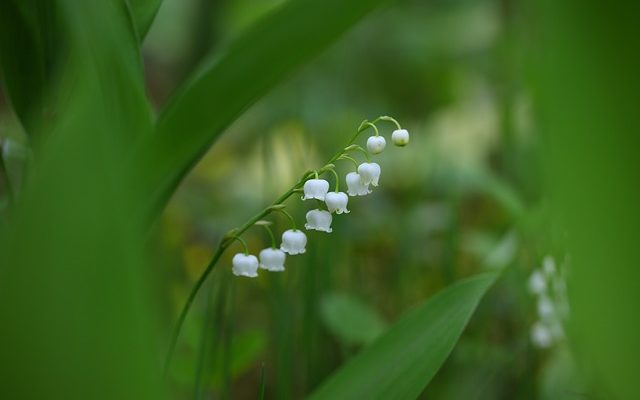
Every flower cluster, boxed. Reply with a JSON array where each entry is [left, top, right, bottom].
[[229, 116, 410, 278], [527, 255, 570, 349]]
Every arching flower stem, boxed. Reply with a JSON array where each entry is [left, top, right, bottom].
[[325, 168, 340, 192], [256, 221, 277, 249], [164, 115, 402, 376], [345, 144, 371, 162], [338, 155, 360, 171]]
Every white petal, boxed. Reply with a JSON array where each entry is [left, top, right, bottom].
[[325, 191, 349, 214], [232, 253, 259, 278], [305, 209, 333, 233], [281, 229, 307, 255], [346, 172, 371, 196], [259, 248, 286, 272]]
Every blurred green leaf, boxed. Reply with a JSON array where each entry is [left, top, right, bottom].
[[127, 0, 163, 40], [309, 272, 498, 400], [0, 1, 160, 398], [136, 0, 387, 218], [320, 292, 387, 347], [0, 0, 59, 135]]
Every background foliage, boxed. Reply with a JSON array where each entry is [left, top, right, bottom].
[[0, 0, 638, 399]]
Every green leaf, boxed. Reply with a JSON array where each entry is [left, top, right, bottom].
[[320, 292, 387, 347], [309, 272, 498, 400], [0, 0, 59, 135], [136, 0, 387, 218], [0, 1, 159, 398], [127, 0, 163, 40]]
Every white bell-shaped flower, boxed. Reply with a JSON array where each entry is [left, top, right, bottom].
[[366, 136, 386, 154], [302, 179, 330, 201], [259, 248, 286, 272], [537, 295, 555, 319], [232, 253, 259, 278], [280, 229, 307, 255], [305, 209, 333, 233], [325, 192, 350, 214], [346, 172, 371, 196], [357, 162, 381, 187], [391, 129, 410, 146], [528, 270, 546, 295], [531, 321, 553, 348], [542, 255, 556, 276]]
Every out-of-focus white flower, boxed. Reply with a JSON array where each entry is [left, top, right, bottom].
[[357, 162, 381, 187], [305, 209, 333, 233], [259, 248, 286, 272], [346, 172, 371, 196], [232, 253, 259, 278], [391, 129, 410, 147], [302, 179, 330, 201], [325, 192, 350, 214], [531, 322, 553, 349], [528, 270, 546, 295], [537, 295, 555, 319], [366, 136, 386, 154], [542, 255, 556, 276], [280, 229, 307, 255]]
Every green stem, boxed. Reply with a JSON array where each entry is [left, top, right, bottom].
[[276, 208, 298, 230], [164, 116, 401, 376], [0, 145, 14, 205], [164, 244, 227, 377], [338, 155, 360, 171], [377, 115, 402, 130], [261, 224, 277, 249], [363, 121, 379, 136], [230, 236, 249, 255], [345, 145, 370, 162], [326, 168, 340, 192]]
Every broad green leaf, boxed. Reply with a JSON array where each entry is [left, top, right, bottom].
[[127, 0, 163, 40], [136, 0, 387, 218], [320, 292, 387, 346], [0, 1, 160, 398], [309, 272, 498, 400]]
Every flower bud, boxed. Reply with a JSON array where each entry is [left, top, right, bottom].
[[391, 129, 410, 147], [366, 136, 386, 154]]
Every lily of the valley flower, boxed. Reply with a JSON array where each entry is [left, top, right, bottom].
[[305, 209, 333, 233], [367, 135, 386, 154], [346, 172, 371, 196], [357, 162, 381, 187], [259, 248, 286, 272], [280, 229, 307, 255], [302, 179, 330, 201], [232, 253, 259, 278], [325, 192, 350, 214], [391, 129, 410, 146], [527, 270, 546, 295]]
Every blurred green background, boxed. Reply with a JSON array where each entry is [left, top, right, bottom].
[[1, 0, 638, 399]]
